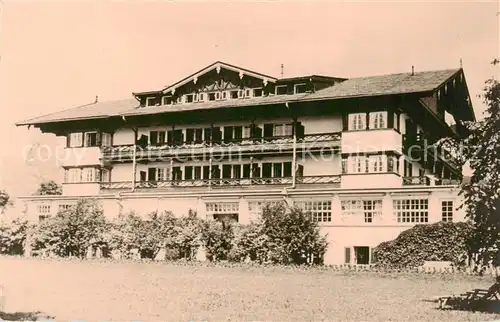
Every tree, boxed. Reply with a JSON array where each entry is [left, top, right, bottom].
[[259, 203, 328, 265], [34, 180, 62, 195], [444, 59, 500, 273]]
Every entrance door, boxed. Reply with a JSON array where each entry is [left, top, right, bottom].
[[354, 246, 370, 265]]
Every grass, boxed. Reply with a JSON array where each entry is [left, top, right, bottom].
[[1, 256, 500, 321]]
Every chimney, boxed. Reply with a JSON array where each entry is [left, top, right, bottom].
[[95, 95, 99, 103], [280, 64, 284, 79], [411, 66, 415, 76]]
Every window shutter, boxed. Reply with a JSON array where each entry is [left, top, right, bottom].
[[344, 247, 351, 264], [342, 114, 349, 131], [66, 134, 71, 148], [370, 248, 377, 264]]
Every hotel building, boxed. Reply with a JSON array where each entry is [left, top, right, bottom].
[[16, 61, 475, 265]]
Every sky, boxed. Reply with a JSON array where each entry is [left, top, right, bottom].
[[0, 1, 498, 198]]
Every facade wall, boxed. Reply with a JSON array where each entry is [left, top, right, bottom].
[[341, 129, 402, 154], [59, 147, 101, 167], [300, 115, 342, 134], [113, 128, 135, 145], [62, 183, 101, 196], [341, 173, 402, 189]]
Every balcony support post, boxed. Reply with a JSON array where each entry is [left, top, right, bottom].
[[208, 157, 212, 188], [291, 116, 297, 189], [131, 128, 138, 192]]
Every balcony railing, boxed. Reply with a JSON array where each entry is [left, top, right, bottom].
[[99, 175, 341, 190], [101, 132, 341, 162], [402, 134, 460, 169], [402, 176, 430, 186]]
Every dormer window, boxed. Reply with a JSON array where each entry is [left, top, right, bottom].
[[230, 90, 238, 99], [185, 94, 194, 103], [162, 96, 172, 105], [253, 88, 263, 97], [208, 93, 216, 101], [146, 97, 156, 107], [275, 85, 287, 95], [245, 89, 251, 98], [199, 93, 205, 101], [216, 92, 221, 100], [294, 83, 307, 94], [238, 89, 245, 98], [222, 91, 227, 99], [193, 94, 199, 102]]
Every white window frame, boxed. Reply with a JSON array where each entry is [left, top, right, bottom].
[[162, 95, 172, 105], [295, 200, 332, 223], [441, 200, 454, 222], [253, 88, 263, 97], [348, 113, 366, 131], [369, 111, 387, 129], [341, 199, 382, 223], [101, 133, 112, 147], [349, 156, 368, 173], [369, 155, 385, 172], [146, 97, 156, 107], [294, 83, 307, 94], [205, 202, 239, 215], [393, 198, 429, 223], [275, 85, 287, 95], [84, 131, 99, 147]]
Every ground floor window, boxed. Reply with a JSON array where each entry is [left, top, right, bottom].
[[441, 200, 454, 222], [58, 204, 73, 213], [37, 204, 51, 221], [341, 199, 382, 223], [393, 199, 428, 223], [295, 200, 332, 223]]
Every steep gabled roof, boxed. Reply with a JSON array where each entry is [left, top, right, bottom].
[[304, 68, 461, 101], [16, 66, 469, 127], [134, 61, 279, 97], [15, 99, 138, 126]]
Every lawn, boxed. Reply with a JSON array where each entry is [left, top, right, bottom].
[[1, 256, 500, 321]]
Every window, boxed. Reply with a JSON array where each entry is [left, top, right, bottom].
[[295, 200, 332, 222], [222, 91, 227, 99], [66, 168, 81, 183], [393, 113, 400, 131], [37, 204, 51, 221], [206, 202, 239, 214], [370, 112, 387, 129], [230, 90, 238, 99], [348, 113, 366, 131], [199, 93, 205, 101], [275, 85, 287, 95], [185, 94, 194, 103], [370, 155, 384, 172], [253, 88, 263, 97], [69, 133, 83, 147], [344, 247, 351, 264], [441, 200, 454, 222], [146, 97, 156, 107], [82, 168, 98, 182], [349, 156, 368, 173], [84, 132, 99, 147], [163, 96, 172, 105], [194, 166, 202, 180], [157, 168, 170, 181], [393, 199, 429, 223], [294, 83, 307, 94], [387, 155, 399, 173], [245, 89, 251, 97], [341, 199, 382, 223], [150, 131, 166, 145], [208, 93, 216, 101]]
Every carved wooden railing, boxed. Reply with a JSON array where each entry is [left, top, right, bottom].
[[99, 175, 341, 190], [402, 176, 430, 186], [101, 132, 341, 161]]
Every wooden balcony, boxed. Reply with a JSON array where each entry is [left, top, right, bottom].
[[99, 175, 341, 190], [402, 176, 431, 186], [101, 132, 341, 163]]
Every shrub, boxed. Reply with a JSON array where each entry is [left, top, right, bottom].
[[32, 199, 109, 258], [227, 223, 266, 262], [174, 210, 203, 260], [373, 221, 473, 269], [202, 219, 234, 261], [0, 218, 31, 255]]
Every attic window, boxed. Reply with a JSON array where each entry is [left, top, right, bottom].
[[222, 91, 227, 99], [162, 96, 172, 105], [275, 85, 287, 95], [253, 88, 263, 97], [185, 94, 194, 103], [146, 97, 156, 107], [230, 90, 238, 99], [208, 93, 216, 101], [199, 93, 205, 101], [294, 83, 307, 94]]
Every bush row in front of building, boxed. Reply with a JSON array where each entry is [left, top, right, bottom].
[[0, 199, 328, 265]]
